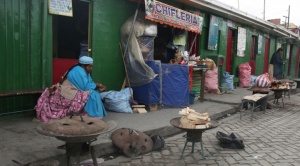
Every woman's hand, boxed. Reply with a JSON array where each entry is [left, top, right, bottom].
[[96, 83, 106, 92]]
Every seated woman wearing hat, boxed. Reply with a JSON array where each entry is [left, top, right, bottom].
[[35, 56, 107, 122]]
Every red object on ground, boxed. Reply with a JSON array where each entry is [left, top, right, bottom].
[[53, 58, 78, 84]]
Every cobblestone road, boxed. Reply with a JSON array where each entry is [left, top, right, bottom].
[[109, 94, 300, 166]]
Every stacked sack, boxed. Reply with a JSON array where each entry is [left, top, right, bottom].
[[204, 59, 220, 94], [238, 62, 251, 88]]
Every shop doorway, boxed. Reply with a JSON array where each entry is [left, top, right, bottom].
[[263, 38, 270, 73], [154, 24, 173, 63], [225, 29, 235, 73], [250, 35, 257, 75], [52, 0, 90, 84], [295, 48, 300, 77], [52, 0, 89, 59], [287, 45, 293, 76]]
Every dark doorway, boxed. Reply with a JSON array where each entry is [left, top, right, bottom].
[[287, 45, 293, 76], [52, 0, 89, 59], [154, 24, 173, 63], [225, 29, 235, 73], [295, 48, 300, 77], [52, 0, 90, 84], [263, 38, 270, 73], [250, 36, 257, 75]]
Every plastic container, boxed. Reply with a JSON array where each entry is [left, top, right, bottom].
[[189, 91, 197, 105]]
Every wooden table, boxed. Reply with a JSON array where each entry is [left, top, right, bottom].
[[192, 67, 210, 102]]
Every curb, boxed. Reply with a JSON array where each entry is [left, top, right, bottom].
[[204, 98, 240, 105]]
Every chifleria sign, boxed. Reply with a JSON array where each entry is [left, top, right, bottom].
[[145, 0, 203, 34]]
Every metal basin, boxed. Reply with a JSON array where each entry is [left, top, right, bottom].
[[170, 117, 219, 132], [36, 116, 117, 143]]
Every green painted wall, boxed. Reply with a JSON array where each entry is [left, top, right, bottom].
[[1, 0, 299, 117], [197, 12, 281, 78], [91, 0, 137, 90], [284, 45, 299, 79], [0, 0, 52, 116]]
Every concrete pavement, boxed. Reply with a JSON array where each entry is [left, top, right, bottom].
[[104, 93, 300, 166], [0, 87, 297, 166]]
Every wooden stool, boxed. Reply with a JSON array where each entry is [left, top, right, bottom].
[[240, 94, 268, 121]]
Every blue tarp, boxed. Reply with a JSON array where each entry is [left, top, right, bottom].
[[161, 63, 189, 107], [132, 60, 162, 105], [132, 61, 189, 107]]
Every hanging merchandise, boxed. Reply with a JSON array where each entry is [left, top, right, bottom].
[[238, 62, 251, 88], [172, 29, 187, 46]]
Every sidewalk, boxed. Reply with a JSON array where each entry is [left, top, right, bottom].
[[0, 87, 294, 166]]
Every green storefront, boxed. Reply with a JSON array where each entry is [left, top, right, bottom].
[[0, 0, 299, 118], [0, 0, 136, 117]]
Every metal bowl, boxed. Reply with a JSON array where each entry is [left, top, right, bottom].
[[36, 116, 117, 143], [170, 117, 219, 132]]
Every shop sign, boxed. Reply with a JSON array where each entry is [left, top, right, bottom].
[[208, 15, 219, 50], [276, 43, 282, 49], [237, 27, 246, 57], [49, 0, 73, 17], [286, 44, 290, 59], [227, 20, 237, 29], [145, 0, 203, 34], [257, 35, 263, 55], [264, 34, 270, 38]]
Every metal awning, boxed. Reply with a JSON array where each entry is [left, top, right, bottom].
[[175, 0, 300, 42]]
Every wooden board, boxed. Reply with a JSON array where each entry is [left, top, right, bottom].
[[132, 105, 146, 108], [133, 108, 147, 114]]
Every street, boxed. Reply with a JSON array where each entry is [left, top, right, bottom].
[[106, 94, 300, 166]]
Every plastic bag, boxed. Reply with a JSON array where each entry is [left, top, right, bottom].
[[222, 72, 234, 91], [121, 12, 157, 86], [216, 131, 245, 149], [255, 73, 271, 88], [100, 88, 133, 113], [250, 75, 257, 86]]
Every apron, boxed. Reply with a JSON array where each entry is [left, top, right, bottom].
[[268, 64, 274, 80]]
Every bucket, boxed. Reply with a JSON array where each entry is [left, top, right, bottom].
[[189, 91, 196, 105]]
